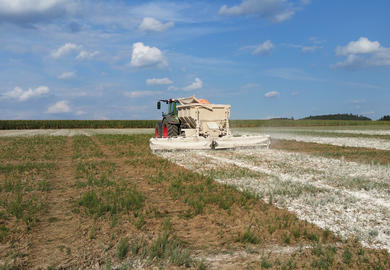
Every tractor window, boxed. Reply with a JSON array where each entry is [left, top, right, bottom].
[[170, 102, 177, 115]]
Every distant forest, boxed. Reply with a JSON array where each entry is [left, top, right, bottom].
[[302, 114, 372, 121], [379, 115, 390, 121]]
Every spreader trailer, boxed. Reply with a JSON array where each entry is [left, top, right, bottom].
[[149, 96, 270, 151]]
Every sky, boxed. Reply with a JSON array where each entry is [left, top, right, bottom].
[[0, 0, 389, 120]]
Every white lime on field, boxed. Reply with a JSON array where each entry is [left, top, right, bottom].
[[158, 148, 390, 252]]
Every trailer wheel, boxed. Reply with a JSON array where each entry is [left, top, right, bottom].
[[155, 122, 162, 138], [162, 120, 179, 138]]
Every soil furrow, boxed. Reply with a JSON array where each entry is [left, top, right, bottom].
[[27, 137, 82, 268]]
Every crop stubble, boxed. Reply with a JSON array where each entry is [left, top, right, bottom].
[[0, 134, 389, 269]]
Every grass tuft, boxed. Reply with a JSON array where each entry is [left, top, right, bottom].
[[117, 238, 129, 260]]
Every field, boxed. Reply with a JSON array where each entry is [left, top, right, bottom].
[[0, 127, 390, 269], [1, 119, 390, 130]]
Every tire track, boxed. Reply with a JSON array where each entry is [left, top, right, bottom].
[[27, 137, 82, 268]]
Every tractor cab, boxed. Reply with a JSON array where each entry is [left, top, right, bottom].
[[157, 99, 179, 117]]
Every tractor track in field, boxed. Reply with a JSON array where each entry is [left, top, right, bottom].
[[27, 137, 83, 268], [89, 137, 331, 268]]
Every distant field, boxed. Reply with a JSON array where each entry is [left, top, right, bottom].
[[1, 119, 390, 129], [1, 131, 389, 269]]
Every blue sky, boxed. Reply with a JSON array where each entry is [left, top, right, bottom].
[[0, 0, 389, 120]]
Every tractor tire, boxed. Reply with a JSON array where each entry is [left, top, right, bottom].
[[162, 119, 179, 138], [155, 122, 162, 138]]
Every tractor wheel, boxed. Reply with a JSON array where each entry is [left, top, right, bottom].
[[162, 119, 179, 138], [155, 122, 162, 138]]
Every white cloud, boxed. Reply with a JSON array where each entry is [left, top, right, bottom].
[[130, 42, 167, 68], [252, 40, 274, 55], [333, 37, 390, 69], [146, 77, 173, 85], [183, 78, 203, 91], [46, 100, 72, 114], [336, 37, 380, 56], [0, 0, 76, 25], [76, 50, 99, 61], [47, 100, 71, 114], [139, 17, 174, 32], [219, 0, 296, 23], [4, 85, 49, 101], [264, 91, 280, 98], [124, 90, 161, 98], [58, 71, 75, 80], [51, 43, 81, 59]]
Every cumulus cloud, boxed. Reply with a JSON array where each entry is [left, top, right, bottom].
[[47, 100, 71, 114], [139, 17, 174, 32], [146, 77, 173, 85], [124, 91, 161, 98], [183, 78, 203, 91], [51, 43, 98, 61], [0, 0, 76, 25], [58, 71, 75, 80], [76, 50, 99, 60], [264, 91, 280, 98], [3, 85, 49, 101], [219, 0, 296, 23], [130, 42, 167, 68], [336, 37, 380, 56], [252, 40, 274, 55], [51, 43, 81, 59], [333, 37, 390, 69]]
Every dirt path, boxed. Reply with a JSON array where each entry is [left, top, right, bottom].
[[27, 137, 83, 268]]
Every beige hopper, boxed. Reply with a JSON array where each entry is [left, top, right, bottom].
[[149, 96, 270, 151]]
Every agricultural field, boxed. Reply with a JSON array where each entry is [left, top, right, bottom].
[[0, 127, 390, 269]]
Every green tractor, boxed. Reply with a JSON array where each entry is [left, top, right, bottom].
[[155, 99, 180, 138]]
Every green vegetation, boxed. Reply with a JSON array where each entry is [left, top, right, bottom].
[[78, 186, 144, 217], [1, 133, 389, 269], [0, 136, 65, 161], [379, 115, 390, 121], [0, 162, 55, 243], [0, 120, 157, 129], [73, 135, 104, 159], [2, 118, 390, 130], [303, 113, 372, 121], [147, 219, 192, 267], [236, 226, 260, 244], [117, 238, 129, 260]]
